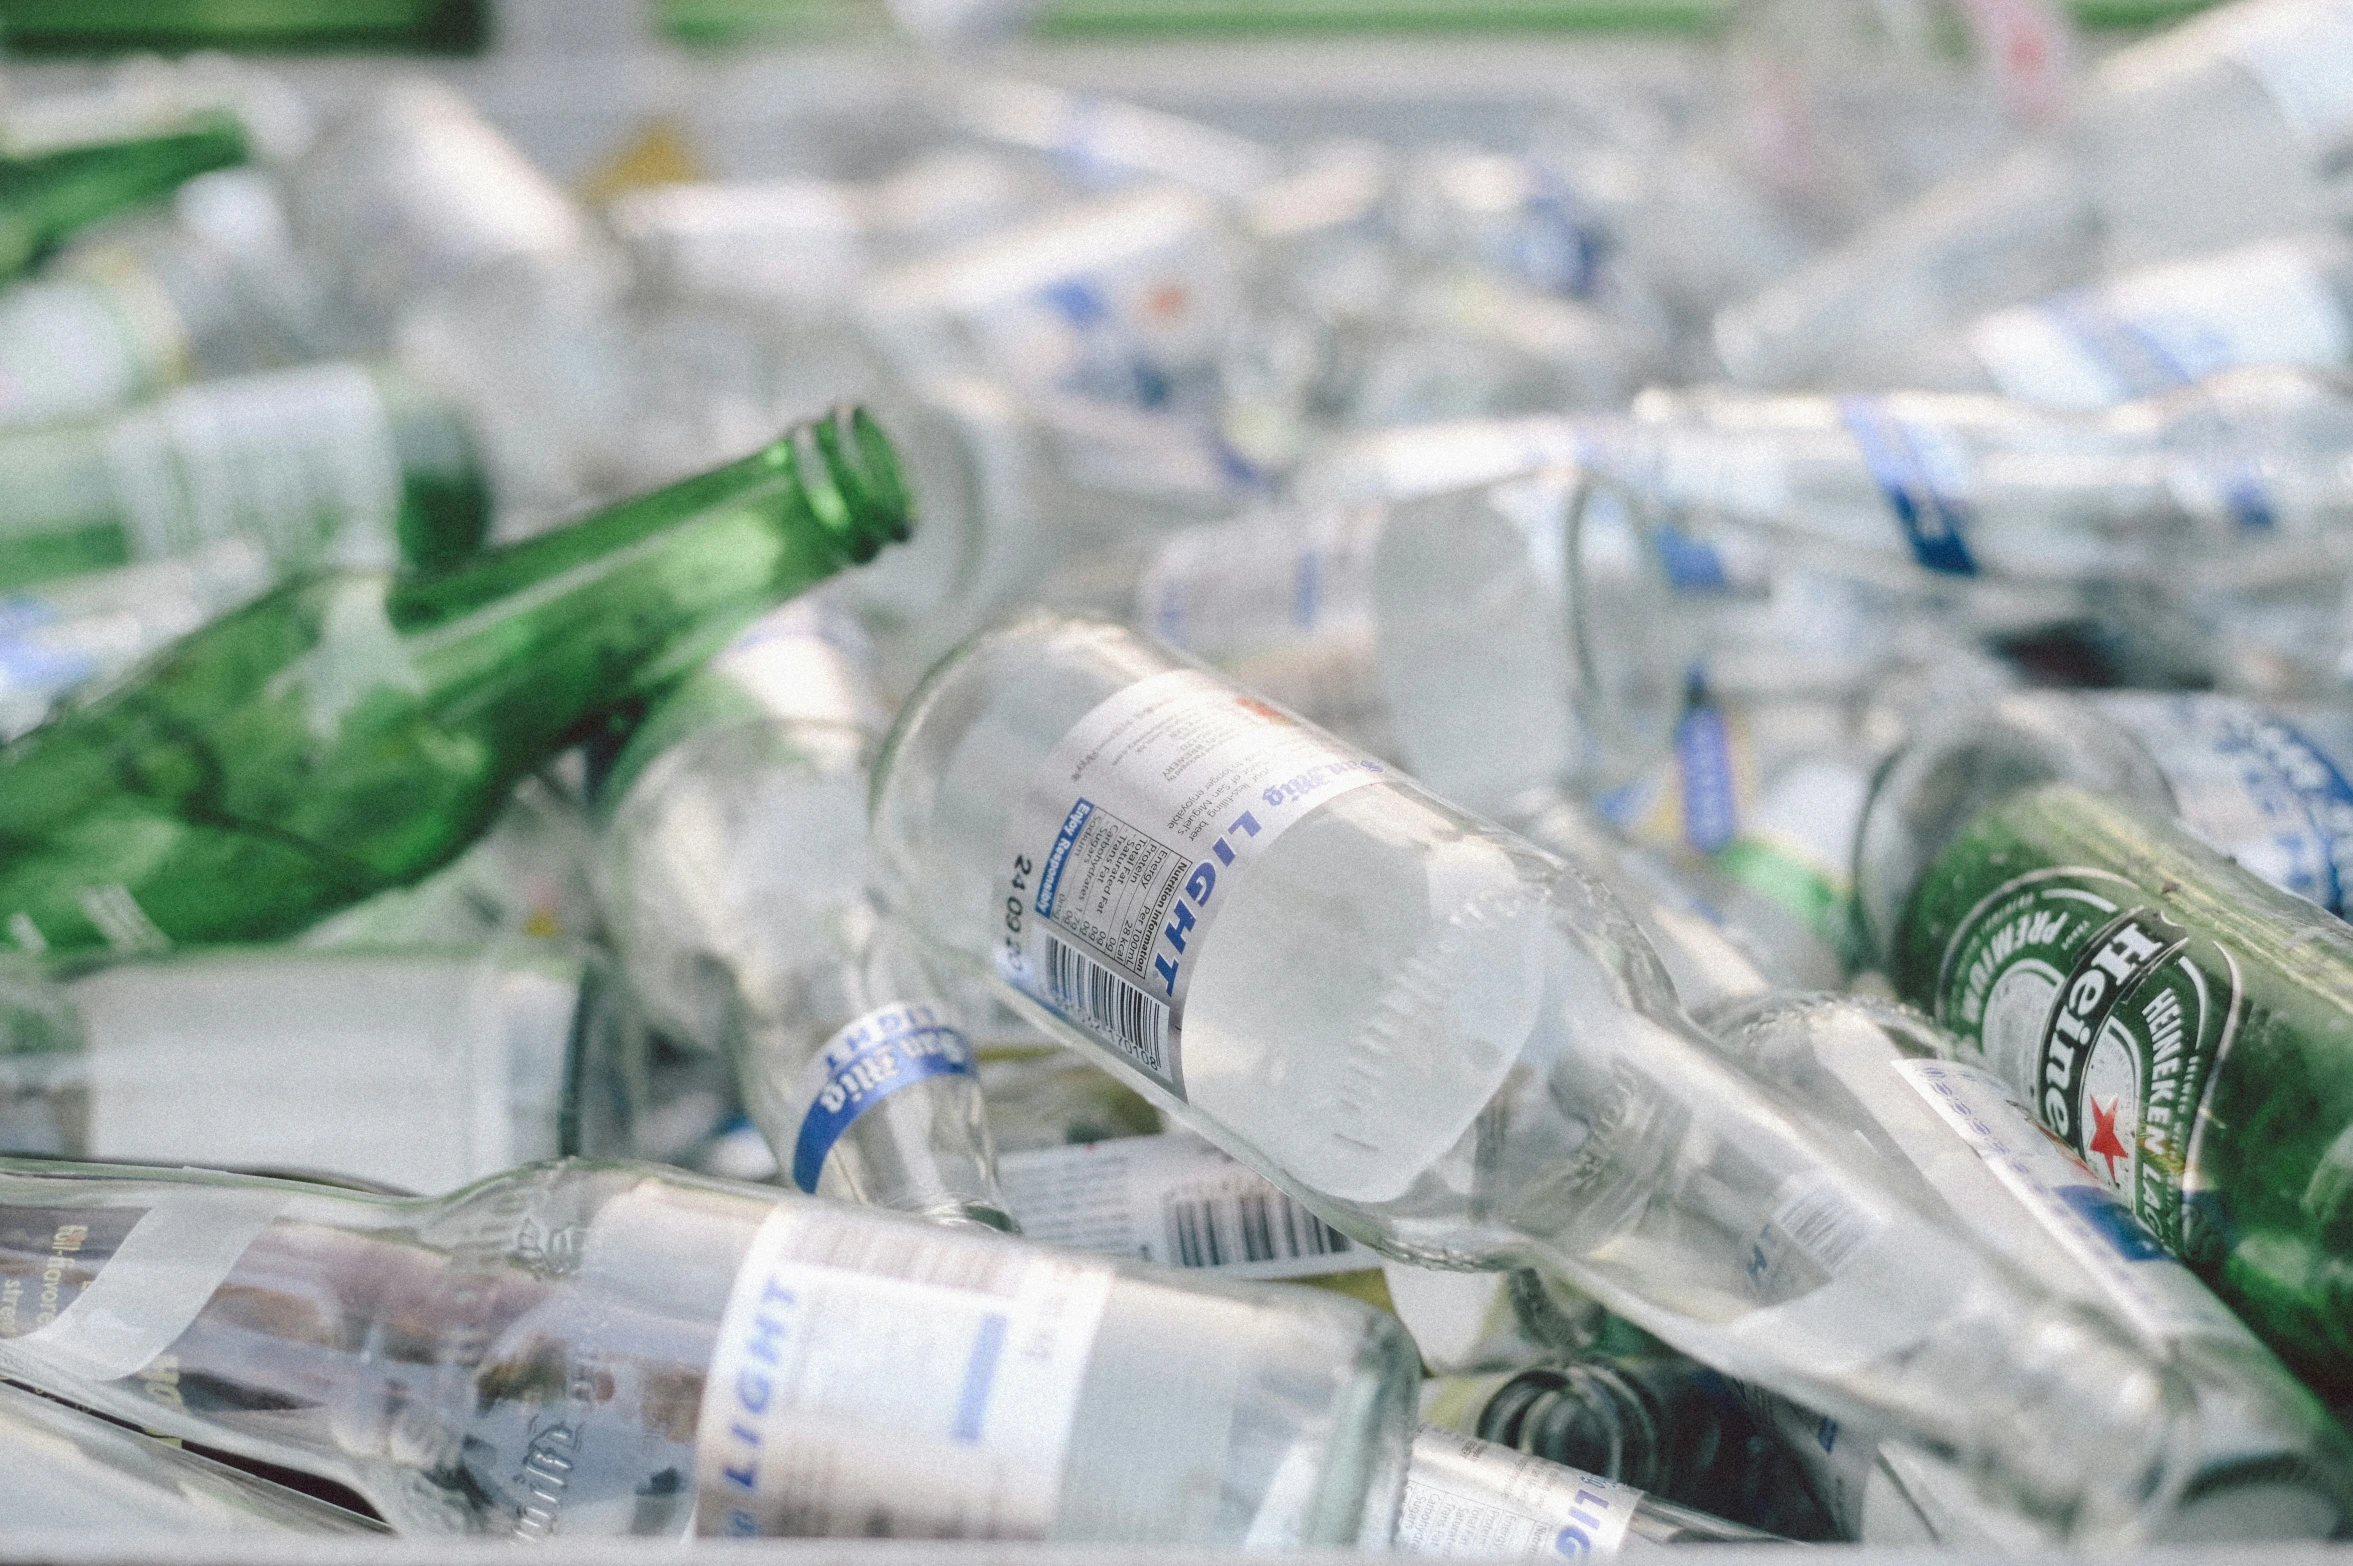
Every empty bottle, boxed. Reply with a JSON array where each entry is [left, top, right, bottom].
[[0, 948, 581, 1196], [0, 360, 491, 595], [1397, 1426, 1783, 1555], [0, 1155, 1417, 1543], [1418, 1353, 1833, 1539], [1713, 0, 2353, 390], [0, 167, 320, 432], [593, 597, 1010, 1227], [0, 106, 251, 284], [1933, 230, 2353, 408], [0, 404, 907, 958], [869, 612, 2196, 1542], [0, 1375, 380, 1536], [1708, 991, 2353, 1540], [1873, 776, 2353, 1399], [0, 536, 272, 740]]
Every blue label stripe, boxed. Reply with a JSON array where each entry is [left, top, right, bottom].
[[790, 1017, 976, 1192], [953, 1313, 1008, 1443], [1036, 799, 1093, 919], [1676, 701, 1740, 855], [1838, 397, 1979, 576]]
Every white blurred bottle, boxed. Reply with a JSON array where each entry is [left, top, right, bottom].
[[1714, 0, 2353, 389]]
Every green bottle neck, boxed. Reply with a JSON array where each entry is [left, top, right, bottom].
[[386, 404, 907, 758], [0, 114, 250, 280]]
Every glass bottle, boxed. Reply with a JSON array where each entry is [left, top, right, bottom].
[[0, 404, 908, 958], [1879, 779, 2353, 1400], [1397, 1425, 1786, 1556], [0, 107, 250, 283], [0, 1155, 1417, 1544], [0, 360, 491, 594], [867, 612, 2194, 1543], [592, 596, 1010, 1227]]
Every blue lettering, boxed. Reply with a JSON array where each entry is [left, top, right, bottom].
[[1186, 862, 1216, 903], [1153, 953, 1179, 995], [1163, 899, 1197, 954], [736, 1368, 773, 1414]]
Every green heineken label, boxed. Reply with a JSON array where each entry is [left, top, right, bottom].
[[1895, 783, 2353, 1395], [1930, 864, 2230, 1256]]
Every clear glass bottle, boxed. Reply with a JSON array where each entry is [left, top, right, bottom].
[[0, 1155, 1417, 1544], [0, 947, 580, 1196], [1707, 991, 2353, 1541], [0, 1375, 380, 1536], [1713, 0, 2353, 389], [1419, 1355, 1835, 1540], [0, 167, 321, 433], [1397, 1425, 1786, 1555], [868, 611, 2194, 1543], [592, 597, 1010, 1227], [0, 359, 490, 593]]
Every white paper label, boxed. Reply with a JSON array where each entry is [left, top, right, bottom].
[[1397, 1427, 1641, 1560], [102, 363, 404, 570], [2094, 692, 2353, 917], [998, 669, 1387, 1097], [694, 1203, 1112, 1539], [1970, 238, 2353, 411], [2223, 0, 2353, 155], [1894, 1058, 2256, 1347], [997, 1130, 1358, 1281]]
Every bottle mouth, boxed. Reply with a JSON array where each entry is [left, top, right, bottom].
[[786, 403, 914, 564]]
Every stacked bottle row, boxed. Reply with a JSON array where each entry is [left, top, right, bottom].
[[5, 0, 2353, 1552]]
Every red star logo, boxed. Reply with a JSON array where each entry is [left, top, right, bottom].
[[2086, 1095, 2131, 1184]]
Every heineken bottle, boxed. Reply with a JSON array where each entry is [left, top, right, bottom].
[[0, 360, 491, 594], [0, 1155, 1415, 1542], [0, 108, 250, 284], [593, 596, 1011, 1228], [1877, 777, 2353, 1399], [0, 405, 909, 959]]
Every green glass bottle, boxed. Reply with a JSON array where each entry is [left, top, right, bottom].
[[1890, 781, 2353, 1398], [0, 111, 248, 283], [0, 361, 490, 592], [0, 0, 484, 54], [0, 405, 909, 959]]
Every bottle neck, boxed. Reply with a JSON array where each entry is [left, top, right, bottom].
[[387, 406, 905, 766], [0, 115, 250, 279]]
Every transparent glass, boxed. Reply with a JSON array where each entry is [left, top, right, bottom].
[[1707, 991, 2353, 1542], [870, 613, 2194, 1543], [0, 948, 580, 1194], [0, 1156, 1416, 1545]]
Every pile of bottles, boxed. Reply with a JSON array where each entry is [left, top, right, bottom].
[[7, 0, 2353, 1550]]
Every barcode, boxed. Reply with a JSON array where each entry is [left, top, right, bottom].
[[1772, 1180, 1876, 1276], [1166, 1187, 1352, 1269], [1044, 934, 1169, 1072]]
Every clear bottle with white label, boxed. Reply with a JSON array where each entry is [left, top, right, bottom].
[[592, 598, 1010, 1228], [0, 1156, 1416, 1544], [0, 358, 491, 594], [1703, 992, 2353, 1542], [0, 1375, 381, 1537], [1713, 0, 2353, 390], [868, 612, 2196, 1543], [1926, 229, 2353, 408], [0, 948, 583, 1197], [1396, 1425, 1784, 1556], [1855, 687, 2353, 955]]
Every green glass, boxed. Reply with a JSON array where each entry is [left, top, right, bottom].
[[0, 113, 247, 283], [0, 405, 910, 959], [0, 0, 483, 54], [0, 363, 491, 592], [1892, 782, 2353, 1397]]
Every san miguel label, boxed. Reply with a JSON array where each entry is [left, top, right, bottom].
[[1924, 865, 2240, 1260]]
